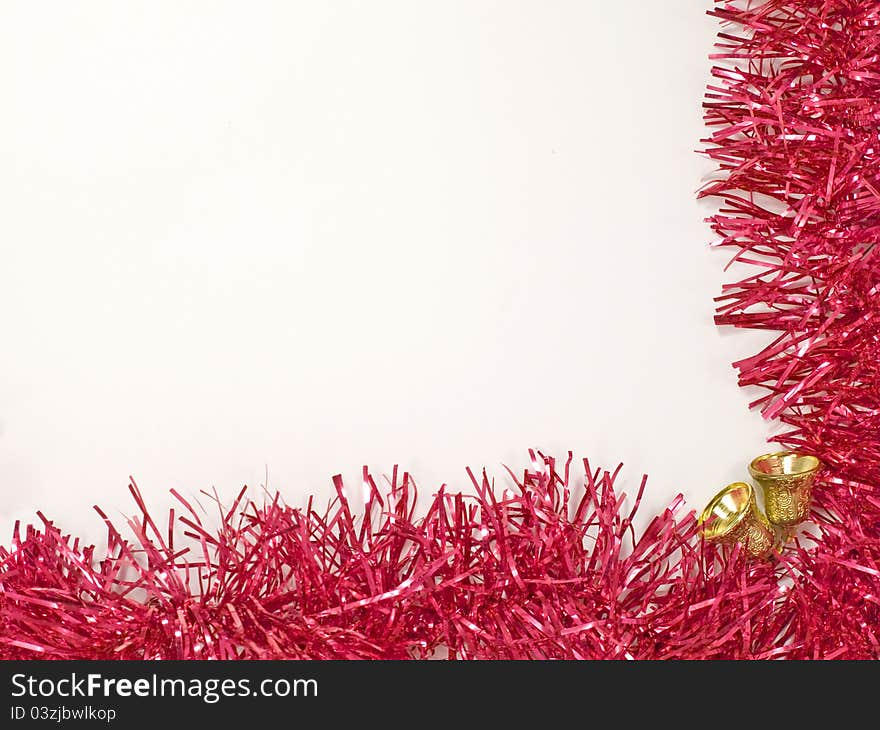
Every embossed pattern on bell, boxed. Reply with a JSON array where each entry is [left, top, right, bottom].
[[763, 478, 809, 526], [727, 499, 774, 557]]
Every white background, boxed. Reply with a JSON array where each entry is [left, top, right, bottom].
[[0, 1, 775, 545]]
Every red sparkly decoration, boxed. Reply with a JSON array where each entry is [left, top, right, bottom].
[[3, 0, 880, 659]]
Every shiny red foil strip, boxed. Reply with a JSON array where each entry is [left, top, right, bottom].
[[3, 0, 880, 658]]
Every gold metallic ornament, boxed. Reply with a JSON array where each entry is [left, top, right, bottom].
[[698, 481, 775, 558], [748, 452, 820, 528]]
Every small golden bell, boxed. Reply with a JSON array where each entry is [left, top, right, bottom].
[[748, 452, 820, 528], [698, 481, 775, 559]]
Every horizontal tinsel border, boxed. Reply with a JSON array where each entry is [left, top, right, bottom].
[[2, 0, 879, 659]]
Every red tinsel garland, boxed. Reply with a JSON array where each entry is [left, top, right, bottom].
[[3, 0, 880, 659]]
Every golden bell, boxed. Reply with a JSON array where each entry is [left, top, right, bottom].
[[748, 452, 820, 528], [698, 482, 774, 558]]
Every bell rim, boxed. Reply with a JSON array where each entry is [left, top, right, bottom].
[[748, 451, 820, 480], [698, 481, 754, 540]]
